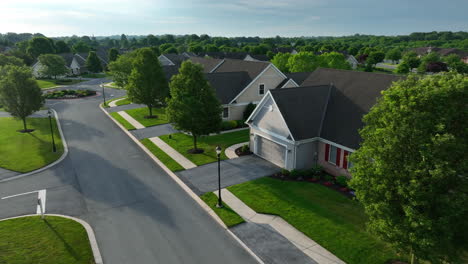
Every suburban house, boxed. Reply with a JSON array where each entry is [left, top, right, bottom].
[[346, 55, 359, 69], [158, 53, 192, 66], [246, 68, 403, 177], [32, 53, 75, 77], [412, 47, 468, 64]]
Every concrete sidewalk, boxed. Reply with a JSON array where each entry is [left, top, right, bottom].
[[149, 137, 197, 169], [117, 111, 145, 129], [217, 189, 345, 264], [131, 124, 178, 140]]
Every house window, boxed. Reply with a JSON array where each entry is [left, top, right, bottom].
[[329, 145, 337, 165], [222, 107, 229, 118], [259, 84, 265, 95]]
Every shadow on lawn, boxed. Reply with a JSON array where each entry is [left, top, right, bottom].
[[43, 218, 81, 261]]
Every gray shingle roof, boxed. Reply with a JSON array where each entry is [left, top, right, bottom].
[[270, 86, 331, 141], [188, 57, 223, 72], [213, 59, 270, 79], [163, 53, 189, 66], [275, 68, 404, 148], [205, 72, 252, 104], [162, 65, 179, 82], [285, 72, 313, 86]]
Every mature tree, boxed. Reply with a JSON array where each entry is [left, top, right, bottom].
[[444, 54, 468, 74], [205, 44, 220, 52], [386, 48, 402, 64], [188, 44, 204, 54], [127, 48, 168, 117], [27, 37, 55, 58], [166, 61, 222, 152], [319, 52, 351, 70], [287, 52, 319, 72], [38, 54, 69, 78], [108, 51, 137, 88], [72, 41, 91, 53], [120, 34, 129, 49], [0, 65, 44, 131], [108, 48, 119, 62], [395, 61, 410, 74], [271, 52, 292, 73], [367, 51, 385, 66], [350, 73, 468, 264], [55, 40, 70, 53], [0, 54, 24, 67], [402, 51, 421, 69], [418, 52, 442, 73], [86, 51, 102, 73]]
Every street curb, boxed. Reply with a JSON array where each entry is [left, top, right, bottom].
[[0, 108, 69, 183], [0, 214, 103, 264], [99, 103, 264, 264]]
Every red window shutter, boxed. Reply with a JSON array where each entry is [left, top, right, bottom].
[[324, 144, 330, 161], [336, 148, 341, 167], [343, 151, 349, 169]]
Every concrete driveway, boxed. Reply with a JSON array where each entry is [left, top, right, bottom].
[[176, 155, 279, 195]]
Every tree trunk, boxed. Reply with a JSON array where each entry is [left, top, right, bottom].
[[22, 118, 27, 131], [148, 106, 153, 117], [193, 134, 197, 150]]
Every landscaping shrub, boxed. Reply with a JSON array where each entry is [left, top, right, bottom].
[[323, 174, 334, 183], [336, 175, 349, 187], [241, 144, 249, 153], [243, 103, 257, 120], [221, 120, 235, 130], [43, 89, 96, 99], [289, 169, 302, 180], [229, 120, 237, 128], [281, 168, 290, 177]]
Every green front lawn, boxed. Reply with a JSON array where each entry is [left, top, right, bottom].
[[0, 117, 64, 173], [125, 107, 169, 127], [37, 79, 85, 89], [200, 192, 245, 227], [141, 138, 184, 172], [115, 98, 132, 106], [159, 129, 249, 166], [0, 216, 94, 264], [228, 177, 403, 264], [110, 112, 136, 130]]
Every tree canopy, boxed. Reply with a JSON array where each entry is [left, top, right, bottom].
[[126, 48, 168, 117], [0, 65, 44, 131], [108, 51, 137, 88], [108, 48, 119, 62], [350, 73, 468, 264], [27, 37, 55, 58], [166, 60, 222, 151], [38, 54, 69, 78], [85, 51, 102, 73]]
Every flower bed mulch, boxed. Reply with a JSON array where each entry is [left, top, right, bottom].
[[235, 146, 252, 157], [43, 89, 97, 99]]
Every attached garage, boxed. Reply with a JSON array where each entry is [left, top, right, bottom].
[[255, 136, 286, 167]]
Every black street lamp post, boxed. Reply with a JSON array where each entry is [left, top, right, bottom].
[[216, 146, 223, 208], [47, 109, 57, 152], [100, 83, 106, 105]]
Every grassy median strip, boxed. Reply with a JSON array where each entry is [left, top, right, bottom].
[[159, 130, 249, 166], [110, 112, 136, 130], [115, 98, 132, 106], [0, 216, 94, 264], [200, 192, 245, 227], [141, 138, 184, 172], [0, 117, 64, 173], [37, 79, 85, 89], [125, 107, 169, 127], [228, 177, 400, 264]]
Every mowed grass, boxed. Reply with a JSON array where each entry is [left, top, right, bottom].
[[159, 129, 249, 166], [228, 177, 403, 264], [115, 98, 132, 106], [200, 192, 245, 227], [36, 79, 85, 89], [0, 216, 94, 264], [0, 117, 64, 172], [141, 138, 184, 172], [125, 107, 169, 127], [110, 112, 136, 130]]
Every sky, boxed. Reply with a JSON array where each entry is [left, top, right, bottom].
[[1, 0, 467, 37]]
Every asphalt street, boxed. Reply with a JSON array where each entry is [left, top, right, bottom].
[[0, 79, 257, 264]]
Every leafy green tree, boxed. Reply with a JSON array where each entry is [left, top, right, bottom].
[[55, 40, 70, 53], [350, 73, 468, 264], [418, 52, 441, 73], [38, 54, 69, 78], [108, 48, 119, 62], [27, 37, 55, 58], [287, 52, 319, 72], [444, 54, 468, 73], [205, 44, 220, 52], [386, 48, 402, 64], [166, 60, 222, 152], [0, 65, 44, 131], [85, 51, 102, 73], [395, 61, 410, 74], [188, 44, 204, 54], [0, 54, 24, 67], [163, 47, 178, 54], [108, 51, 137, 88], [72, 41, 91, 53], [319, 52, 351, 70], [120, 34, 129, 49], [271, 52, 292, 73], [367, 51, 385, 66], [127, 48, 168, 117], [402, 51, 421, 69]]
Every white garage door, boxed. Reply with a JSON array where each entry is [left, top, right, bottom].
[[256, 136, 286, 167]]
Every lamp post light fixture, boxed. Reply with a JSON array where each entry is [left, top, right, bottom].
[[215, 145, 223, 208], [47, 109, 57, 153]]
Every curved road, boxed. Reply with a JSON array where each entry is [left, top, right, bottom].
[[0, 79, 257, 264]]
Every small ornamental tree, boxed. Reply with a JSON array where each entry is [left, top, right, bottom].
[[0, 65, 44, 132], [38, 54, 69, 79], [166, 61, 222, 153], [86, 51, 102, 73], [127, 48, 168, 117], [350, 73, 468, 264]]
